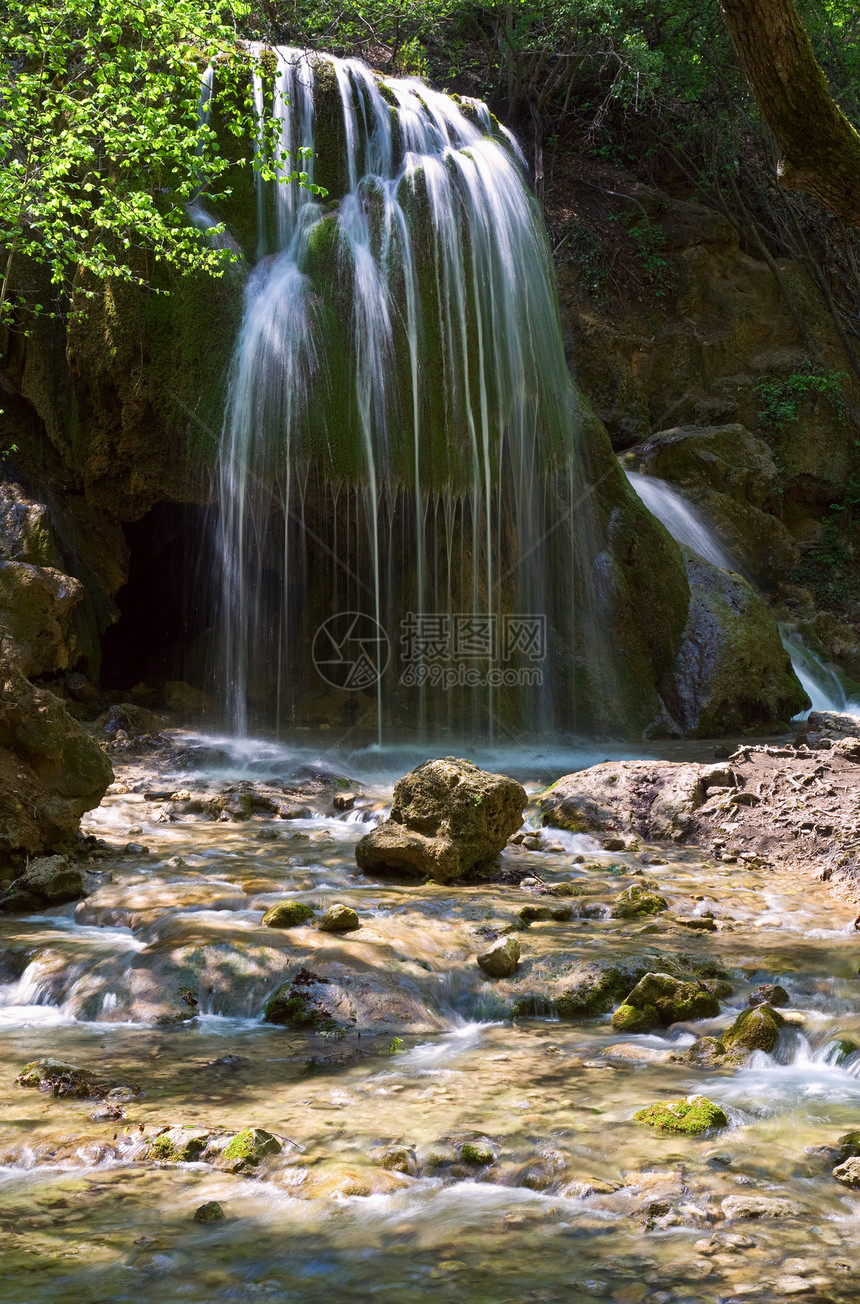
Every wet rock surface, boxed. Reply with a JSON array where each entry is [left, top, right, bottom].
[[355, 757, 527, 882]]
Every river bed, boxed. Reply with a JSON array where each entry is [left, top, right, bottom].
[[0, 733, 858, 1303]]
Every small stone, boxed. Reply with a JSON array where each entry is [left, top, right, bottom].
[[262, 900, 315, 929], [610, 884, 667, 919], [602, 837, 627, 852], [318, 903, 360, 933], [749, 983, 790, 1007], [333, 792, 357, 811], [193, 1201, 225, 1223], [477, 936, 520, 978], [674, 915, 717, 931], [722, 1194, 802, 1219], [125, 842, 149, 855]]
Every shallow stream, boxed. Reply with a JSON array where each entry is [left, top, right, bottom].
[[1, 734, 858, 1303]]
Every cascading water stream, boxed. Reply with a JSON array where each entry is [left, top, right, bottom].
[[212, 48, 605, 741], [625, 470, 858, 718]]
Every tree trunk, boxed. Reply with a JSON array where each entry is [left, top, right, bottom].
[[720, 0, 860, 227]]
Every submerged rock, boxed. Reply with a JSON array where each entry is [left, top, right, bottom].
[[721, 1194, 802, 1220], [193, 1200, 225, 1223], [633, 1095, 727, 1134], [354, 757, 526, 883], [262, 900, 315, 929], [318, 903, 360, 933], [476, 936, 520, 978], [611, 972, 720, 1032], [16, 1058, 139, 1099], [748, 983, 789, 1007]]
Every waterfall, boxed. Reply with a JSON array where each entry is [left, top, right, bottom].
[[624, 471, 857, 718], [212, 47, 602, 740]]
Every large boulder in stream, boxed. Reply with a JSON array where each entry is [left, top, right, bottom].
[[355, 758, 527, 883], [611, 972, 720, 1033], [0, 658, 113, 861]]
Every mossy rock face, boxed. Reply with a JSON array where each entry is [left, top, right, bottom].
[[194, 1200, 226, 1223], [555, 962, 648, 1019], [633, 1095, 728, 1134], [460, 1141, 495, 1166], [611, 1003, 658, 1033], [147, 1128, 211, 1163], [680, 1036, 728, 1067], [612, 971, 720, 1031], [610, 885, 668, 920], [262, 966, 339, 1031], [220, 1127, 282, 1173], [318, 903, 360, 933], [722, 1004, 785, 1056], [262, 900, 315, 929]]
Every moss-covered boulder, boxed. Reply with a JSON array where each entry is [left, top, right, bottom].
[[262, 900, 315, 929], [678, 1035, 729, 1067], [610, 884, 668, 919], [318, 903, 360, 933], [722, 1004, 785, 1056], [262, 967, 340, 1031], [194, 1200, 226, 1223], [355, 758, 526, 883], [218, 1127, 282, 1173], [633, 1095, 728, 1134], [611, 971, 720, 1033]]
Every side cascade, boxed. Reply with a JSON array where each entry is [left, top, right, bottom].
[[625, 471, 855, 718], [212, 47, 616, 739]]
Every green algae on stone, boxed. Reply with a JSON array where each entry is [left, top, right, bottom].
[[633, 1095, 728, 1134], [220, 1127, 282, 1173], [610, 884, 668, 920], [147, 1127, 211, 1163], [318, 903, 360, 933], [460, 1141, 495, 1166], [262, 900, 315, 929], [722, 1003, 785, 1056], [611, 971, 720, 1032], [262, 967, 340, 1031]]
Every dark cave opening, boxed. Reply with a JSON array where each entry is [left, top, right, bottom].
[[100, 503, 214, 692]]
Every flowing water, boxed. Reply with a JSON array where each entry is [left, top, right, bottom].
[[212, 48, 612, 741], [1, 736, 859, 1302], [625, 471, 859, 720]]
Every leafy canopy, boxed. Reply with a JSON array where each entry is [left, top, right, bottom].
[[0, 0, 274, 328]]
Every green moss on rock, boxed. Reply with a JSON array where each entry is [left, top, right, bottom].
[[460, 1141, 495, 1165], [262, 900, 315, 929], [611, 971, 720, 1032], [610, 884, 668, 919], [633, 1095, 728, 1134], [220, 1126, 282, 1172], [722, 1004, 785, 1056]]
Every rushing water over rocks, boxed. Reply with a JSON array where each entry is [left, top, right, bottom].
[[0, 731, 859, 1301]]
